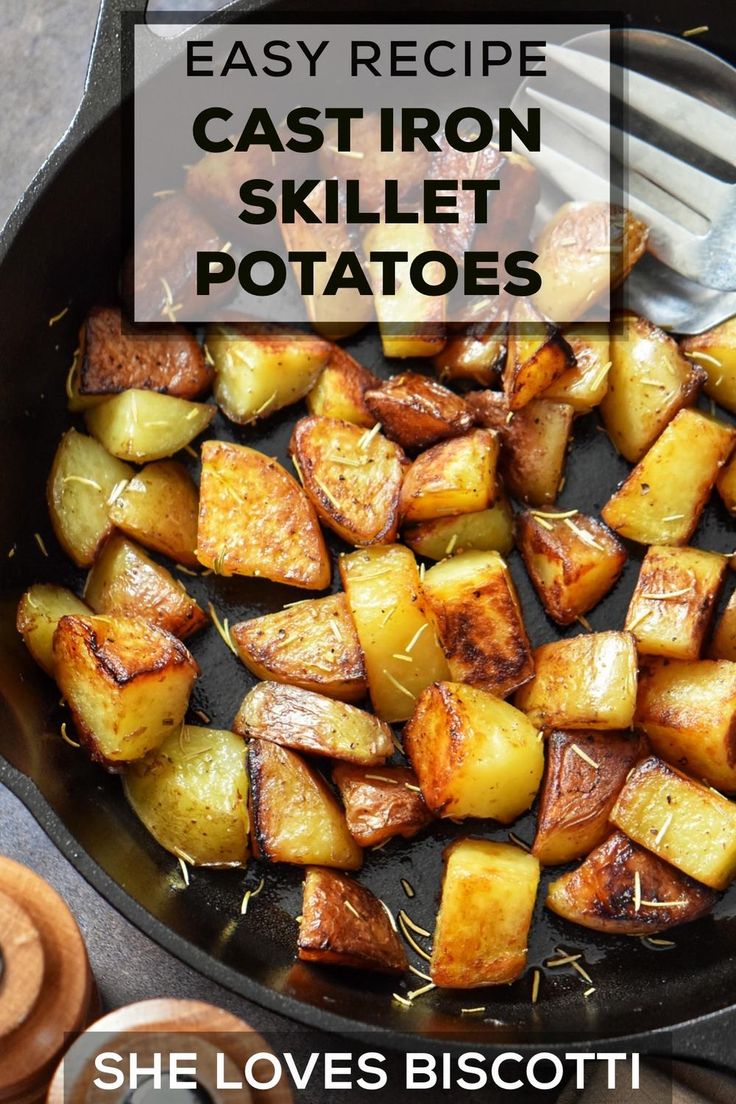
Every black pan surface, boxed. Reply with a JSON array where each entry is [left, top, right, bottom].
[[2, 0, 736, 1062]]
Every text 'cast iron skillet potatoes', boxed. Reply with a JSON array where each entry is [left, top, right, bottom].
[[2, 0, 736, 1070]]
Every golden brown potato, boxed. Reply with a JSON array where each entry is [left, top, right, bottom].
[[430, 839, 540, 988], [681, 315, 736, 413], [516, 510, 627, 626], [206, 323, 332, 424], [402, 494, 514, 560], [234, 681, 392, 765], [533, 203, 648, 321], [429, 142, 505, 255], [600, 313, 705, 462], [635, 657, 736, 792], [298, 867, 407, 973], [546, 831, 715, 935], [541, 326, 611, 412], [709, 590, 736, 661], [473, 150, 539, 259], [79, 306, 211, 398], [84, 534, 208, 639], [248, 740, 362, 869], [504, 299, 575, 410], [514, 631, 637, 731], [124, 725, 249, 867], [54, 614, 198, 769], [421, 551, 534, 697], [602, 409, 736, 545], [186, 143, 279, 225], [109, 460, 200, 567], [716, 451, 736, 514], [196, 440, 330, 588], [231, 593, 367, 703], [363, 372, 474, 452], [624, 545, 726, 660], [405, 682, 544, 822], [432, 319, 506, 386], [306, 346, 379, 427], [469, 390, 574, 507], [398, 430, 498, 523], [16, 584, 90, 676], [339, 545, 450, 722], [289, 415, 405, 546], [532, 730, 647, 865], [85, 390, 215, 463], [331, 764, 432, 847], [611, 756, 736, 889], [47, 428, 133, 567], [318, 114, 431, 209]]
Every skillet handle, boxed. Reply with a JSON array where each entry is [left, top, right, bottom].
[[80, 0, 149, 128]]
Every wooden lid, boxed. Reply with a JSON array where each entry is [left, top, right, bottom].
[[0, 857, 95, 1104]]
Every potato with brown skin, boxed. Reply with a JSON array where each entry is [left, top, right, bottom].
[[600, 313, 706, 463], [298, 867, 407, 973], [532, 731, 647, 865], [504, 299, 575, 410], [16, 585, 90, 676], [109, 460, 199, 567], [196, 440, 330, 588], [84, 534, 208, 640], [624, 546, 726, 660], [602, 409, 736, 546], [428, 141, 505, 255], [53, 614, 198, 769], [79, 306, 212, 398], [681, 315, 736, 413], [332, 765, 432, 848], [186, 143, 279, 227], [402, 493, 514, 560], [611, 756, 736, 889], [318, 114, 431, 210], [85, 390, 215, 463], [421, 551, 534, 697], [432, 319, 506, 386], [546, 831, 715, 935], [289, 416, 405, 546], [541, 326, 611, 412], [516, 510, 627, 626], [514, 631, 638, 731], [398, 429, 499, 523], [233, 681, 393, 766], [709, 590, 736, 661], [248, 740, 362, 869], [364, 372, 474, 453], [231, 593, 367, 703], [473, 151, 539, 258], [431, 839, 540, 988], [306, 347, 379, 427]]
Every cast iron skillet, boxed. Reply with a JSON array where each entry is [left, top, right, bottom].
[[2, 0, 736, 1068]]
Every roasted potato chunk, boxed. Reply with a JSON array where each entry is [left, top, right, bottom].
[[546, 831, 715, 935], [339, 545, 449, 722], [398, 430, 498, 523], [231, 593, 367, 703], [635, 657, 736, 792], [85, 390, 215, 463], [611, 756, 736, 889], [430, 839, 540, 988], [248, 740, 362, 869], [306, 346, 379, 427], [504, 299, 575, 410], [16, 584, 90, 676], [363, 372, 474, 452], [469, 390, 574, 507], [433, 320, 506, 386], [298, 867, 407, 973], [206, 324, 331, 424], [602, 409, 736, 545], [84, 534, 207, 639], [402, 495, 514, 560], [332, 765, 432, 848], [290, 416, 405, 546], [533, 203, 648, 321], [681, 315, 736, 413], [47, 429, 133, 567], [405, 682, 544, 822], [709, 590, 736, 661], [624, 545, 726, 660], [234, 681, 392, 765], [422, 551, 534, 697], [54, 614, 198, 768], [600, 313, 705, 462], [532, 730, 646, 865], [318, 113, 430, 210], [79, 306, 211, 398], [716, 451, 736, 514], [124, 725, 249, 867], [515, 631, 637, 731], [473, 150, 539, 259], [541, 326, 611, 412], [109, 460, 199, 567], [197, 440, 330, 588]]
